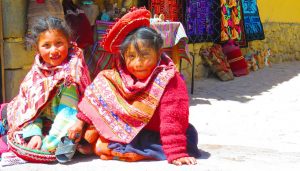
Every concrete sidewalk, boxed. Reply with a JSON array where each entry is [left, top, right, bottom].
[[2, 61, 300, 171]]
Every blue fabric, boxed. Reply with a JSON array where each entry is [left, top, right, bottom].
[[241, 0, 265, 41], [0, 122, 6, 136], [108, 124, 201, 160], [22, 118, 43, 139]]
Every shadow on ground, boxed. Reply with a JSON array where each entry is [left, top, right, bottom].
[[48, 149, 210, 166], [189, 61, 300, 105]]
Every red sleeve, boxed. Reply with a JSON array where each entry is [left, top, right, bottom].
[[76, 111, 92, 125], [158, 73, 190, 163]]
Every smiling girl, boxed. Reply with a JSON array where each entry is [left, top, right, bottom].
[[0, 16, 90, 159]]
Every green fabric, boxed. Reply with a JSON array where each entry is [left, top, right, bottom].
[[22, 118, 43, 139], [21, 84, 79, 152]]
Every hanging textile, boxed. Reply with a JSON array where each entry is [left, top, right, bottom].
[[185, 0, 221, 43], [241, 0, 265, 41], [220, 0, 247, 47], [149, 0, 182, 21]]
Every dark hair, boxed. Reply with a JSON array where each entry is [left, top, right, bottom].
[[120, 27, 163, 57], [29, 16, 72, 45]]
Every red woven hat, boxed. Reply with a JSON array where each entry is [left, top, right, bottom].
[[101, 7, 151, 53]]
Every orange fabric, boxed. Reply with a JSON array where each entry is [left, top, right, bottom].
[[85, 128, 149, 162], [83, 125, 99, 144]]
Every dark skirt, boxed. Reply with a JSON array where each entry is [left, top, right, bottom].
[[107, 124, 201, 160]]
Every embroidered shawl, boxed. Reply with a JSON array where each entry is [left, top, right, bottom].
[[7, 44, 91, 133], [79, 54, 176, 143]]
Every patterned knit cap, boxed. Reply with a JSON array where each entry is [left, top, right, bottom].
[[101, 7, 151, 53]]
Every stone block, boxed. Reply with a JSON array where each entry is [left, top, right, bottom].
[[295, 52, 300, 60], [4, 68, 30, 101], [2, 0, 27, 38], [4, 39, 35, 69]]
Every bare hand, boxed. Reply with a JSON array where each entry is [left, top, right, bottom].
[[68, 120, 85, 143], [172, 157, 197, 166], [26, 135, 42, 150]]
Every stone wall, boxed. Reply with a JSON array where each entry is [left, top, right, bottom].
[[2, 0, 32, 101], [243, 22, 300, 63]]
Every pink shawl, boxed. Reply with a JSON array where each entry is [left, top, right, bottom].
[[7, 43, 91, 133]]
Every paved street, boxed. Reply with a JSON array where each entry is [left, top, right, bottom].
[[2, 61, 300, 171]]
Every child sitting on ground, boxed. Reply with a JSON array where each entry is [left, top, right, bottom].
[[0, 16, 90, 161], [68, 7, 201, 166]]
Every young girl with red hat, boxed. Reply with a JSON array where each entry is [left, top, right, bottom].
[[68, 7, 201, 166]]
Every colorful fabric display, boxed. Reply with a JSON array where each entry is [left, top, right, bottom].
[[220, 0, 247, 47], [241, 0, 265, 41], [185, 0, 221, 43], [149, 0, 182, 21], [222, 40, 249, 76]]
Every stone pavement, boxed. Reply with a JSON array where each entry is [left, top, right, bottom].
[[2, 61, 300, 171]]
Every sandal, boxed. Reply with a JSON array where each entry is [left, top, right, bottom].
[[55, 136, 77, 163]]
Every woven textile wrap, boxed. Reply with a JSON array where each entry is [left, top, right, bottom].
[[241, 0, 265, 41], [6, 43, 91, 136], [220, 0, 247, 47], [222, 40, 249, 76], [101, 7, 151, 53], [78, 54, 176, 143], [201, 44, 234, 81]]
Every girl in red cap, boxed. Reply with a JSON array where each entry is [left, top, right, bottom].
[[68, 8, 201, 166]]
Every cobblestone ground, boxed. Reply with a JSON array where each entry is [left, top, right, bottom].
[[2, 61, 300, 171]]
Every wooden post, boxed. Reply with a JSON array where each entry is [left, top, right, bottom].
[[171, 43, 180, 71], [0, 0, 5, 102]]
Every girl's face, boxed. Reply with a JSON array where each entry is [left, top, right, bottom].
[[124, 40, 160, 80], [37, 29, 69, 66]]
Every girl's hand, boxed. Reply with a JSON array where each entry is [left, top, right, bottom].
[[172, 157, 197, 166], [68, 120, 85, 143], [27, 135, 42, 150]]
